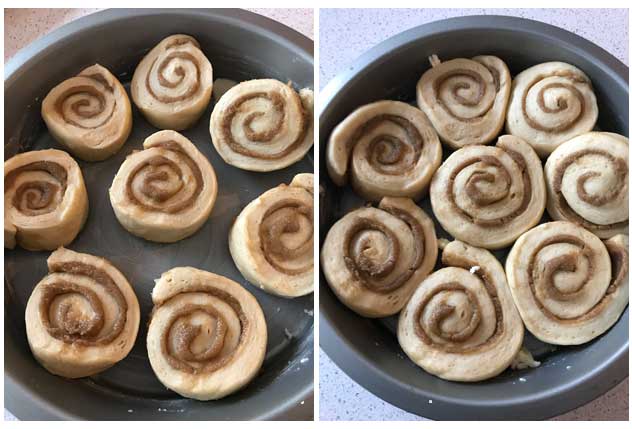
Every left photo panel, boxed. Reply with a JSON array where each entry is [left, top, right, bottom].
[[4, 8, 314, 421]]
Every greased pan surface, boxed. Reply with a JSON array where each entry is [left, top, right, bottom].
[[5, 8, 313, 421], [319, 15, 628, 420]]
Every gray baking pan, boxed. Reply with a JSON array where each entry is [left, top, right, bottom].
[[5, 8, 313, 421], [319, 15, 628, 421]]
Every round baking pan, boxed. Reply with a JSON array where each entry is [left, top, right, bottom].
[[319, 15, 628, 420], [5, 8, 313, 421]]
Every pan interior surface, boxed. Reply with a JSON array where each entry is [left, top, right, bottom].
[[319, 16, 629, 420], [5, 9, 313, 421]]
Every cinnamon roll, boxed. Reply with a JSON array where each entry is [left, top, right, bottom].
[[109, 130, 217, 243], [321, 197, 437, 317], [505, 222, 628, 345], [209, 79, 314, 171], [327, 100, 442, 201], [131, 35, 213, 130], [416, 55, 511, 149], [4, 149, 88, 251], [25, 247, 140, 378], [229, 173, 313, 298], [398, 240, 523, 382], [430, 135, 546, 249], [544, 132, 628, 238], [147, 267, 267, 400], [41, 64, 133, 161], [506, 62, 598, 156]]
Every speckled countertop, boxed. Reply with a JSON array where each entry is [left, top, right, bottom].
[[319, 8, 629, 421], [3, 7, 312, 422]]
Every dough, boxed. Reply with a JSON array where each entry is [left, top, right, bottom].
[[4, 149, 88, 250], [416, 55, 511, 149], [147, 267, 267, 400], [131, 34, 213, 130], [506, 61, 598, 156], [109, 130, 217, 243], [544, 132, 628, 238], [430, 135, 546, 249], [398, 240, 524, 382], [41, 64, 132, 161], [505, 221, 628, 345], [209, 79, 314, 171], [229, 173, 313, 298], [326, 100, 442, 201], [25, 247, 140, 378], [321, 197, 437, 317]]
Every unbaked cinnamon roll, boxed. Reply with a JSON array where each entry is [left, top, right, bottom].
[[147, 267, 267, 400], [131, 35, 213, 130], [544, 132, 628, 238], [416, 55, 511, 149], [109, 130, 217, 243], [4, 149, 88, 251], [25, 247, 140, 378], [321, 197, 437, 317], [398, 240, 523, 382], [430, 135, 546, 249], [209, 79, 314, 171], [505, 222, 628, 345], [41, 64, 133, 161], [327, 100, 442, 201], [229, 173, 313, 298], [506, 62, 598, 156]]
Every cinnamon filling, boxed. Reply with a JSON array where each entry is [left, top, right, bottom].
[[39, 261, 128, 345], [605, 241, 628, 292], [551, 149, 628, 231], [125, 140, 203, 213], [158, 287, 248, 374], [5, 161, 68, 216], [219, 89, 309, 159], [146, 51, 201, 103], [433, 68, 494, 121], [55, 80, 116, 129]]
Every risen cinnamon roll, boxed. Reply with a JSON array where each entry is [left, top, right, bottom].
[[321, 197, 437, 317], [416, 55, 511, 149], [506, 222, 628, 345], [430, 135, 546, 249], [229, 173, 313, 298], [209, 79, 314, 171], [147, 267, 267, 400], [4, 149, 88, 251], [25, 247, 140, 378], [327, 100, 442, 201], [544, 132, 628, 238], [131, 35, 213, 130], [109, 130, 217, 243], [398, 240, 523, 382], [41, 64, 132, 161], [506, 62, 598, 156]]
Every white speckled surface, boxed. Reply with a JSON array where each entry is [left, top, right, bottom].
[[319, 8, 628, 421], [3, 7, 312, 422]]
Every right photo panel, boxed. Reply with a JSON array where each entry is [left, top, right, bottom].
[[318, 8, 629, 421]]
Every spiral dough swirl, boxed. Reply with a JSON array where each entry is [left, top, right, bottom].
[[545, 132, 628, 238], [4, 149, 88, 251], [327, 100, 442, 201], [25, 248, 140, 378], [109, 130, 217, 243], [321, 197, 437, 317], [131, 35, 213, 130], [506, 62, 598, 156], [416, 55, 511, 149], [506, 222, 628, 345], [210, 79, 314, 172], [230, 174, 314, 298], [41, 64, 132, 161], [147, 267, 267, 400], [398, 240, 523, 382], [430, 134, 546, 249]]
